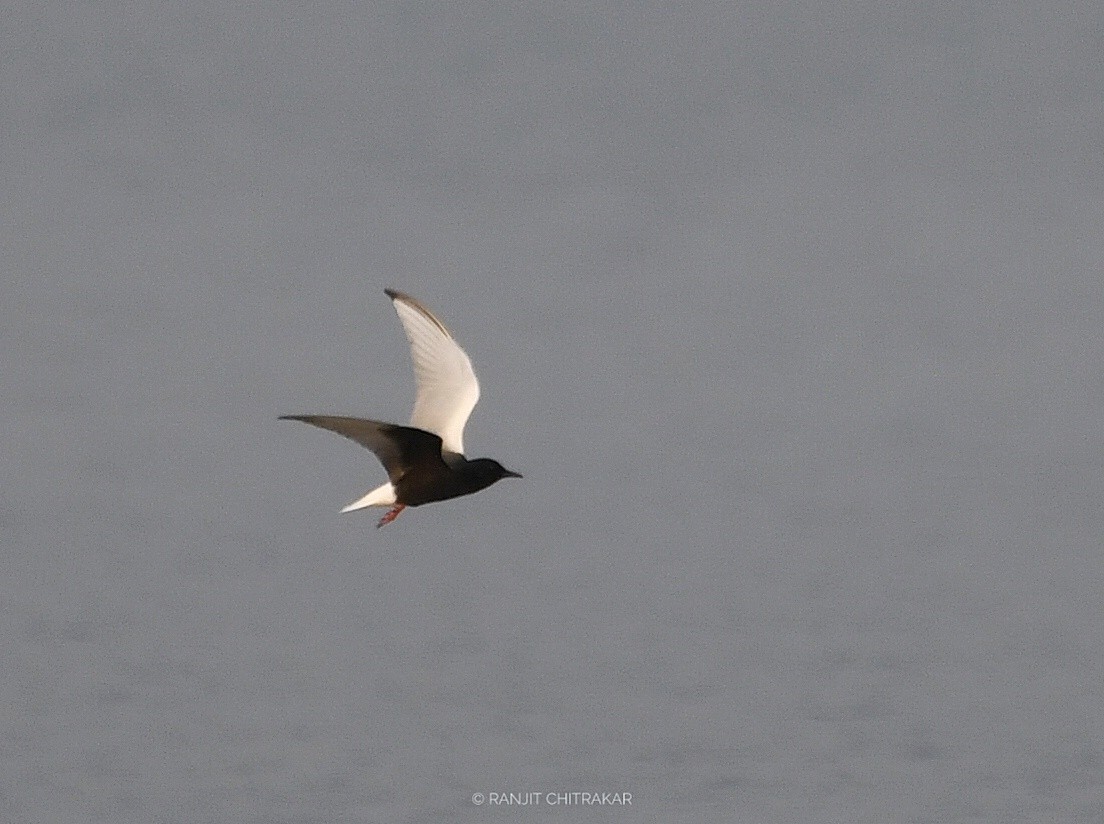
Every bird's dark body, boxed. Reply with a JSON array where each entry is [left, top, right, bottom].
[[400, 453, 517, 506]]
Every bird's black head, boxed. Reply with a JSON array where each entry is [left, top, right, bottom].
[[466, 458, 523, 485]]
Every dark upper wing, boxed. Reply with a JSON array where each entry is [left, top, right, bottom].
[[279, 415, 445, 482]]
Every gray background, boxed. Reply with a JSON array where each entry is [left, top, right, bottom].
[[3, 2, 1103, 822]]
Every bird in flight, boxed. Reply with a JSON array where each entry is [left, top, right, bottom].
[[281, 289, 522, 527]]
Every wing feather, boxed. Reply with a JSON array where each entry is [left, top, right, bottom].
[[278, 415, 443, 482], [385, 289, 480, 455]]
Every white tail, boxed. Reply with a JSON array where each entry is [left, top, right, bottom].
[[341, 482, 397, 513]]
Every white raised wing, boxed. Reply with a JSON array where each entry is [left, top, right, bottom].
[[385, 289, 480, 455]]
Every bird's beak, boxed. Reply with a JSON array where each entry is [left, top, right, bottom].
[[504, 469, 523, 479]]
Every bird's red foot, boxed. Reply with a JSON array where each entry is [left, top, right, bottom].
[[376, 503, 406, 528]]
